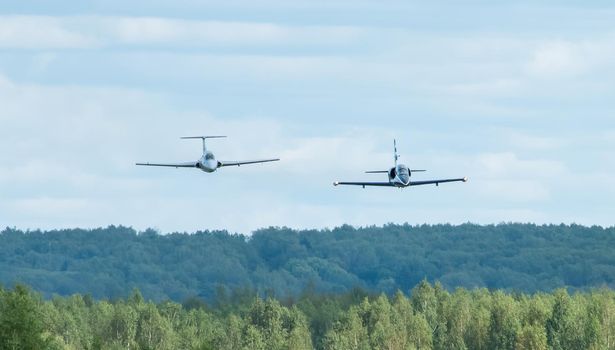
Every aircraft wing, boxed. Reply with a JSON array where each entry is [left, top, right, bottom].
[[218, 159, 280, 167], [136, 162, 197, 168], [334, 181, 394, 187], [409, 177, 468, 186]]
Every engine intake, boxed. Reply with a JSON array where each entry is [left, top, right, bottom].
[[389, 168, 396, 179]]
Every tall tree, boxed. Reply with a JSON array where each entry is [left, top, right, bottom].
[[488, 291, 520, 350], [323, 306, 370, 350], [106, 302, 138, 349], [0, 285, 57, 350]]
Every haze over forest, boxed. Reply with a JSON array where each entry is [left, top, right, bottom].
[[2, 223, 613, 302]]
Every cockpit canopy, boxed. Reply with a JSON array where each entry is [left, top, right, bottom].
[[397, 164, 409, 176], [392, 164, 410, 183], [205, 152, 215, 160]]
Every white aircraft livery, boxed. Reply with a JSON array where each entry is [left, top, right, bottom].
[[136, 136, 279, 173], [334, 139, 467, 188]]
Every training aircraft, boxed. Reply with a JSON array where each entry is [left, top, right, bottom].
[[333, 140, 467, 188], [136, 136, 279, 173]]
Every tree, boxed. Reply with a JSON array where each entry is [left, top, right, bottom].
[[247, 298, 287, 349], [440, 288, 471, 350], [136, 302, 176, 349], [408, 312, 433, 350], [591, 289, 615, 349], [465, 289, 491, 350], [411, 280, 439, 337], [488, 291, 520, 350], [0, 284, 57, 349], [286, 307, 313, 350], [546, 289, 575, 350], [515, 324, 547, 350], [106, 302, 138, 349], [323, 306, 370, 350]]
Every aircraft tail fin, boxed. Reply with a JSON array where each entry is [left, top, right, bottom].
[[181, 136, 226, 153], [394, 139, 399, 166]]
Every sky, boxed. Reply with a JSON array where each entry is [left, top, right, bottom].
[[1, 1, 614, 233]]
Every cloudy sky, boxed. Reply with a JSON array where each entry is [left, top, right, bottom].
[[1, 1, 614, 233]]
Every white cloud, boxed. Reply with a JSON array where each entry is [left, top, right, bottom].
[[0, 16, 95, 49], [604, 130, 615, 143], [9, 197, 90, 216], [503, 130, 565, 151], [479, 180, 550, 202], [103, 17, 362, 46], [443, 79, 522, 98], [0, 15, 364, 49], [527, 41, 582, 76], [476, 152, 566, 179], [525, 37, 615, 78]]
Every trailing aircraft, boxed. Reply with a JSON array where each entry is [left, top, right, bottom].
[[136, 136, 279, 173], [333, 140, 467, 188]]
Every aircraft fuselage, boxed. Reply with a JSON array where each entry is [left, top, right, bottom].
[[197, 151, 219, 173], [389, 164, 411, 187]]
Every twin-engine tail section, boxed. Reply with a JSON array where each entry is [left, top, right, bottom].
[[181, 136, 226, 154]]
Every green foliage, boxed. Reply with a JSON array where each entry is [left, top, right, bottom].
[[1, 224, 615, 349], [515, 324, 547, 350], [0, 282, 614, 350], [488, 291, 520, 350], [0, 284, 57, 349], [1, 224, 615, 302]]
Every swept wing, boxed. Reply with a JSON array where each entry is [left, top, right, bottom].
[[218, 159, 280, 167], [409, 177, 468, 186], [136, 162, 197, 168], [333, 181, 394, 187]]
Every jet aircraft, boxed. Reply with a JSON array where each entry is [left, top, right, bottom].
[[333, 140, 467, 188], [136, 136, 279, 173]]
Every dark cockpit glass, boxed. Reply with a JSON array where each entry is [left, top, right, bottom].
[[205, 153, 214, 160], [397, 164, 410, 183], [397, 164, 409, 175]]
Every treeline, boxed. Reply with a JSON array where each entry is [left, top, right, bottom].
[[1, 224, 615, 301], [2, 282, 615, 350]]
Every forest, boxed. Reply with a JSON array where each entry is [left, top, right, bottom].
[[1, 223, 615, 302], [2, 281, 615, 350]]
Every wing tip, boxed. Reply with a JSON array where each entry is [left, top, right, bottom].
[[463, 176, 469, 182], [333, 181, 339, 186]]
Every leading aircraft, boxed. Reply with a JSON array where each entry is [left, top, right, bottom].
[[333, 140, 467, 188], [136, 136, 279, 173]]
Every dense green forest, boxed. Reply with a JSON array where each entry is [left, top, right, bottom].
[[1, 224, 614, 302], [2, 281, 615, 349]]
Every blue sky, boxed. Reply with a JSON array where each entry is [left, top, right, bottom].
[[1, 1, 614, 233]]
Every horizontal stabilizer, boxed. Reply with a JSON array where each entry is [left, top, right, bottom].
[[181, 136, 226, 139]]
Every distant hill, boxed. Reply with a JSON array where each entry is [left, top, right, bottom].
[[1, 223, 614, 301]]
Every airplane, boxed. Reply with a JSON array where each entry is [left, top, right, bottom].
[[333, 139, 467, 188], [136, 136, 279, 173]]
